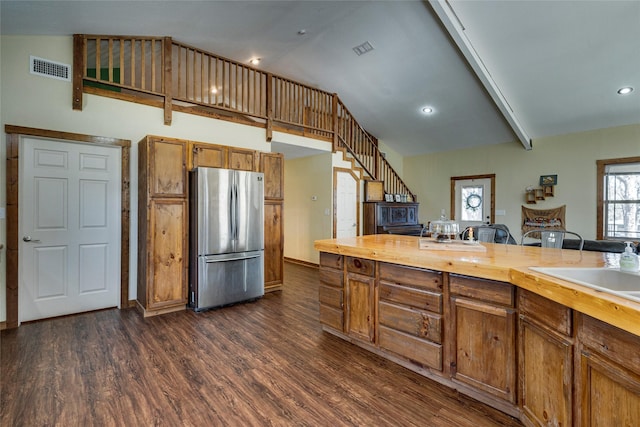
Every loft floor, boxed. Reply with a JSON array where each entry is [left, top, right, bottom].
[[1, 262, 522, 426]]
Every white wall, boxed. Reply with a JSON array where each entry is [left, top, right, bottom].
[[404, 124, 640, 241]]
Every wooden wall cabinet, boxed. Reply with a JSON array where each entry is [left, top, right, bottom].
[[191, 142, 227, 169], [518, 289, 574, 427], [318, 253, 344, 332], [264, 201, 283, 291], [229, 147, 257, 171], [138, 137, 189, 316], [378, 263, 444, 372], [577, 314, 640, 426], [449, 274, 517, 405], [345, 257, 376, 343], [260, 152, 284, 292], [138, 136, 285, 315]]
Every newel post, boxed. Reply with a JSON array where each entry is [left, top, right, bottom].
[[163, 37, 173, 126], [72, 34, 85, 111]]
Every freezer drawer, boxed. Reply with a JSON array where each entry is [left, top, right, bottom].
[[194, 251, 264, 311]]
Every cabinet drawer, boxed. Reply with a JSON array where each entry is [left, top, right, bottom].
[[379, 325, 442, 371], [319, 284, 343, 309], [319, 268, 343, 288], [450, 274, 514, 307], [320, 305, 344, 331], [346, 257, 375, 276], [379, 282, 442, 313], [379, 262, 442, 292], [379, 301, 442, 344], [578, 314, 640, 375], [519, 289, 572, 336], [320, 252, 343, 270]]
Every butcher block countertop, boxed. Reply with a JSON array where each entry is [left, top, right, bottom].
[[314, 234, 640, 337]]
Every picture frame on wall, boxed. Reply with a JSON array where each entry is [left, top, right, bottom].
[[384, 194, 394, 202], [394, 194, 402, 202], [539, 174, 558, 186]]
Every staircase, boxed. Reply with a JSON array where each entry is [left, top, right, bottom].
[[72, 34, 415, 200]]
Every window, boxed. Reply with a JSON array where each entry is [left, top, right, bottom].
[[461, 185, 484, 222], [598, 157, 640, 240]]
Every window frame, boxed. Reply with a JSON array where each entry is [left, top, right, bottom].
[[596, 156, 640, 240]]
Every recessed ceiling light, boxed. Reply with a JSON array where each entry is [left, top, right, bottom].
[[249, 58, 261, 65], [297, 29, 307, 35], [617, 86, 633, 95], [421, 106, 434, 114]]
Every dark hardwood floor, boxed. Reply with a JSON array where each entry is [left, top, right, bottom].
[[1, 262, 523, 426]]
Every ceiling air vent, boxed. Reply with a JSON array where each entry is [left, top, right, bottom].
[[352, 41, 374, 56], [30, 55, 71, 82]]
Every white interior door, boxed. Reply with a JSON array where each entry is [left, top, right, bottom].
[[453, 177, 493, 231], [19, 137, 121, 322], [335, 170, 358, 238]]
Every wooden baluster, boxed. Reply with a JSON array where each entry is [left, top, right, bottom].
[[141, 39, 146, 91], [130, 39, 136, 88]]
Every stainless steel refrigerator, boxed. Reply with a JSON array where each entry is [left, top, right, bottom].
[[189, 167, 264, 311]]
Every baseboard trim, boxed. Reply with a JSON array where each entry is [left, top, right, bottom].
[[0, 321, 6, 331], [284, 257, 319, 268]]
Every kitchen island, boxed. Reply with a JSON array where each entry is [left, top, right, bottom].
[[314, 235, 640, 426]]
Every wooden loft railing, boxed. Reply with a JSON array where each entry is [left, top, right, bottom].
[[73, 34, 415, 200]]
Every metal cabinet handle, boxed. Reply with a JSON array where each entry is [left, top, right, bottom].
[[23, 236, 41, 243]]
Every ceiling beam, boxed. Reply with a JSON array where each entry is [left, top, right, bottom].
[[429, 0, 532, 150]]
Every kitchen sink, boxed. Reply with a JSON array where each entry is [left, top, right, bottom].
[[529, 267, 640, 303]]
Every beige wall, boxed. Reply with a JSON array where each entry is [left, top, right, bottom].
[[378, 141, 403, 177], [404, 124, 640, 241], [283, 153, 333, 265]]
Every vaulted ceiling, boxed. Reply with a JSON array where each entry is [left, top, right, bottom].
[[2, 1, 639, 156]]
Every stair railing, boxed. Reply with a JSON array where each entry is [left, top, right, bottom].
[[74, 34, 415, 200]]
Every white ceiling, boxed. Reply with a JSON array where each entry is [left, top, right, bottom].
[[2, 0, 639, 157]]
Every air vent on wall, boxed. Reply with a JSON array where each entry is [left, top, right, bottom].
[[352, 41, 374, 56], [30, 55, 71, 81]]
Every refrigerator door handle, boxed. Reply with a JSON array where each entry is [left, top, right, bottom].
[[233, 183, 239, 241], [229, 176, 236, 244], [204, 253, 261, 263]]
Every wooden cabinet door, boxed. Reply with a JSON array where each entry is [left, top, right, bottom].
[[192, 143, 227, 169], [229, 147, 256, 171], [518, 289, 574, 427], [451, 296, 517, 403], [578, 314, 640, 426], [147, 199, 188, 309], [346, 272, 375, 343], [264, 201, 283, 290], [260, 152, 284, 200], [520, 319, 573, 427], [149, 138, 187, 197], [579, 352, 640, 426]]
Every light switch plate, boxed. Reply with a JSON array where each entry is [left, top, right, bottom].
[[496, 209, 506, 216]]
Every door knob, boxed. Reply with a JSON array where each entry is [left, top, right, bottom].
[[23, 236, 41, 243]]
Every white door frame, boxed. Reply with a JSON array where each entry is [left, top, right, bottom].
[[4, 125, 131, 329]]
